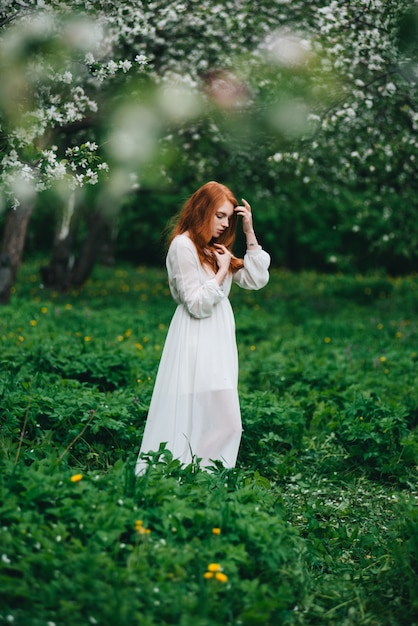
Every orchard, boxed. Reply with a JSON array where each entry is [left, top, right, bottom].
[[1, 0, 417, 301], [1, 3, 418, 625]]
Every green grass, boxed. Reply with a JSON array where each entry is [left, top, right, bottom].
[[0, 261, 417, 625]]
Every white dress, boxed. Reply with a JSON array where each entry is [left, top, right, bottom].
[[135, 233, 270, 475]]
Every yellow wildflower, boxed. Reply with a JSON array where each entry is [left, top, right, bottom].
[[324, 337, 331, 343], [215, 572, 228, 583], [208, 563, 221, 573], [212, 528, 221, 535], [135, 520, 151, 535], [30, 320, 37, 327], [84, 336, 91, 342], [204, 563, 228, 582], [70, 473, 83, 483], [379, 356, 386, 362]]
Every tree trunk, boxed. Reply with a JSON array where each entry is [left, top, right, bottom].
[[0, 201, 35, 304], [68, 208, 110, 288], [99, 220, 117, 267], [40, 191, 78, 291], [41, 192, 115, 291]]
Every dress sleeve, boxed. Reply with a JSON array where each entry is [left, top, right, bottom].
[[168, 236, 225, 319], [233, 247, 271, 290]]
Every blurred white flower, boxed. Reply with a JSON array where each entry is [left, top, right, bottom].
[[157, 82, 201, 122], [263, 30, 312, 67]]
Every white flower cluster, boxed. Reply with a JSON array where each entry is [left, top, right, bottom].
[[87, 58, 143, 83], [63, 144, 109, 189], [0, 0, 416, 223], [0, 0, 290, 207], [267, 0, 417, 196], [0, 5, 119, 205]]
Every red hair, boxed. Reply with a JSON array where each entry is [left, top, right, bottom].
[[169, 181, 244, 272]]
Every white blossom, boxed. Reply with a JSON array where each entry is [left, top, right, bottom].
[[135, 54, 148, 65], [119, 60, 132, 72], [62, 71, 73, 84]]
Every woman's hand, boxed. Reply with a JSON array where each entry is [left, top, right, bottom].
[[235, 198, 254, 234], [213, 244, 232, 285], [213, 244, 232, 272], [235, 198, 260, 250]]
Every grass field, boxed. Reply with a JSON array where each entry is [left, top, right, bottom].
[[1, 261, 417, 625]]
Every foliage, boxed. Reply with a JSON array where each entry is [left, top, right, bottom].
[[0, 261, 417, 625], [0, 458, 308, 626], [334, 394, 415, 478]]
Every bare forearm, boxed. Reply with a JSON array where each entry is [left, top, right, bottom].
[[215, 267, 229, 285], [245, 229, 260, 250]]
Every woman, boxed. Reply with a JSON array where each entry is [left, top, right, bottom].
[[135, 181, 270, 475]]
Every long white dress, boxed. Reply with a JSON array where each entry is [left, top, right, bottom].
[[135, 233, 270, 475]]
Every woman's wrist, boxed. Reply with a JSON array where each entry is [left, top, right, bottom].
[[245, 230, 259, 248], [215, 268, 228, 285]]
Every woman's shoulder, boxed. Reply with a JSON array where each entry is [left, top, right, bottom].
[[169, 232, 195, 251]]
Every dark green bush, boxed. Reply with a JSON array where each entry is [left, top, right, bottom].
[[333, 395, 416, 479]]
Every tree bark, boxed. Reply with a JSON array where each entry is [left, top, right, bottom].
[[0, 202, 35, 304], [69, 209, 110, 288], [98, 220, 117, 267], [40, 191, 78, 291]]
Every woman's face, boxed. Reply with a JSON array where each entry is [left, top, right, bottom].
[[211, 199, 234, 240]]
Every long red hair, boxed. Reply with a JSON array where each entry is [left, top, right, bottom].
[[169, 181, 244, 272]]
